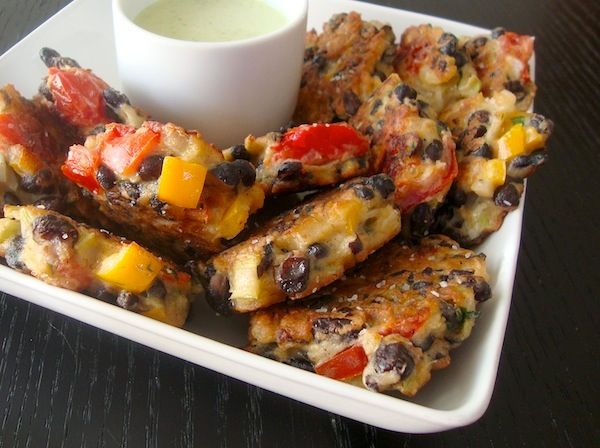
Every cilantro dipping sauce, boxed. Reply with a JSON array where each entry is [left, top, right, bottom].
[[134, 0, 288, 42]]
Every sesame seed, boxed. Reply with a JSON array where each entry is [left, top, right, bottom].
[[315, 307, 327, 313], [439, 281, 448, 288], [502, 200, 511, 207], [376, 280, 386, 288], [312, 288, 317, 293], [431, 290, 440, 297]]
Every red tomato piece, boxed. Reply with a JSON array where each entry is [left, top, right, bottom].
[[47, 67, 110, 128], [272, 123, 369, 165], [498, 32, 534, 82], [379, 309, 429, 339], [386, 137, 458, 212], [62, 144, 101, 193], [100, 126, 159, 175], [0, 113, 49, 159], [315, 345, 368, 380]]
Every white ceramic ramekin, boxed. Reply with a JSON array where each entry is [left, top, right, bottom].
[[112, 0, 308, 147]]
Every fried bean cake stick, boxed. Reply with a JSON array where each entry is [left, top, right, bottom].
[[0, 84, 73, 211], [63, 121, 265, 260], [202, 175, 401, 314], [350, 74, 458, 238], [248, 235, 491, 397], [461, 28, 536, 111], [223, 122, 380, 195], [0, 205, 200, 327], [293, 12, 396, 124], [0, 84, 111, 227], [394, 25, 481, 116], [436, 90, 553, 246], [36, 47, 147, 137]]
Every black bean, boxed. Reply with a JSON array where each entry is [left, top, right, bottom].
[[491, 27, 505, 39], [370, 99, 383, 114], [116, 291, 140, 311], [394, 84, 417, 103], [277, 256, 310, 295], [312, 317, 352, 336], [307, 243, 329, 259], [374, 342, 415, 379], [353, 185, 375, 200], [38, 80, 53, 102], [210, 160, 256, 187], [438, 32, 458, 55], [410, 203, 434, 237], [508, 150, 548, 179], [412, 280, 431, 290], [450, 269, 474, 276], [147, 279, 167, 299], [283, 355, 314, 372], [88, 286, 117, 303], [366, 174, 395, 199], [471, 36, 489, 48], [230, 144, 251, 161], [256, 243, 273, 277], [415, 335, 434, 351], [468, 110, 490, 125], [3, 192, 21, 206], [470, 143, 492, 159], [32, 214, 78, 244], [138, 155, 164, 181], [33, 196, 64, 212], [422, 267, 433, 275], [206, 272, 232, 314], [39, 48, 80, 69], [349, 236, 363, 255], [20, 168, 54, 194], [39, 47, 60, 67], [473, 280, 492, 302], [277, 161, 303, 181], [473, 125, 487, 138], [529, 114, 554, 135], [453, 51, 467, 68], [96, 164, 117, 190], [102, 87, 130, 107], [424, 140, 443, 161], [439, 300, 461, 330], [504, 80, 525, 100], [5, 236, 25, 270], [343, 91, 361, 116], [494, 183, 520, 208]]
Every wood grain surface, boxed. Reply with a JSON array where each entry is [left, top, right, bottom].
[[1, 0, 599, 446]]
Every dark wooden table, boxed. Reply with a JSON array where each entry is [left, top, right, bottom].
[[1, 0, 599, 446]]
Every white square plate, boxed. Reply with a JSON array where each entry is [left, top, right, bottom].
[[0, 0, 526, 433]]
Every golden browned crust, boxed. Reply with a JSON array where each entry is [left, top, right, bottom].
[[350, 74, 458, 238], [437, 91, 553, 246], [462, 29, 536, 111], [248, 235, 490, 396], [202, 175, 401, 313], [394, 25, 481, 115], [0, 205, 199, 327], [293, 12, 396, 124]]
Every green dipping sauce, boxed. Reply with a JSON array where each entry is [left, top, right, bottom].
[[134, 0, 288, 42]]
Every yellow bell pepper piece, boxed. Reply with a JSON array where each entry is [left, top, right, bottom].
[[0, 218, 21, 243], [497, 124, 525, 160], [6, 145, 43, 177], [96, 242, 163, 293], [157, 156, 207, 209], [524, 126, 544, 151], [483, 159, 507, 187], [219, 186, 265, 240]]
